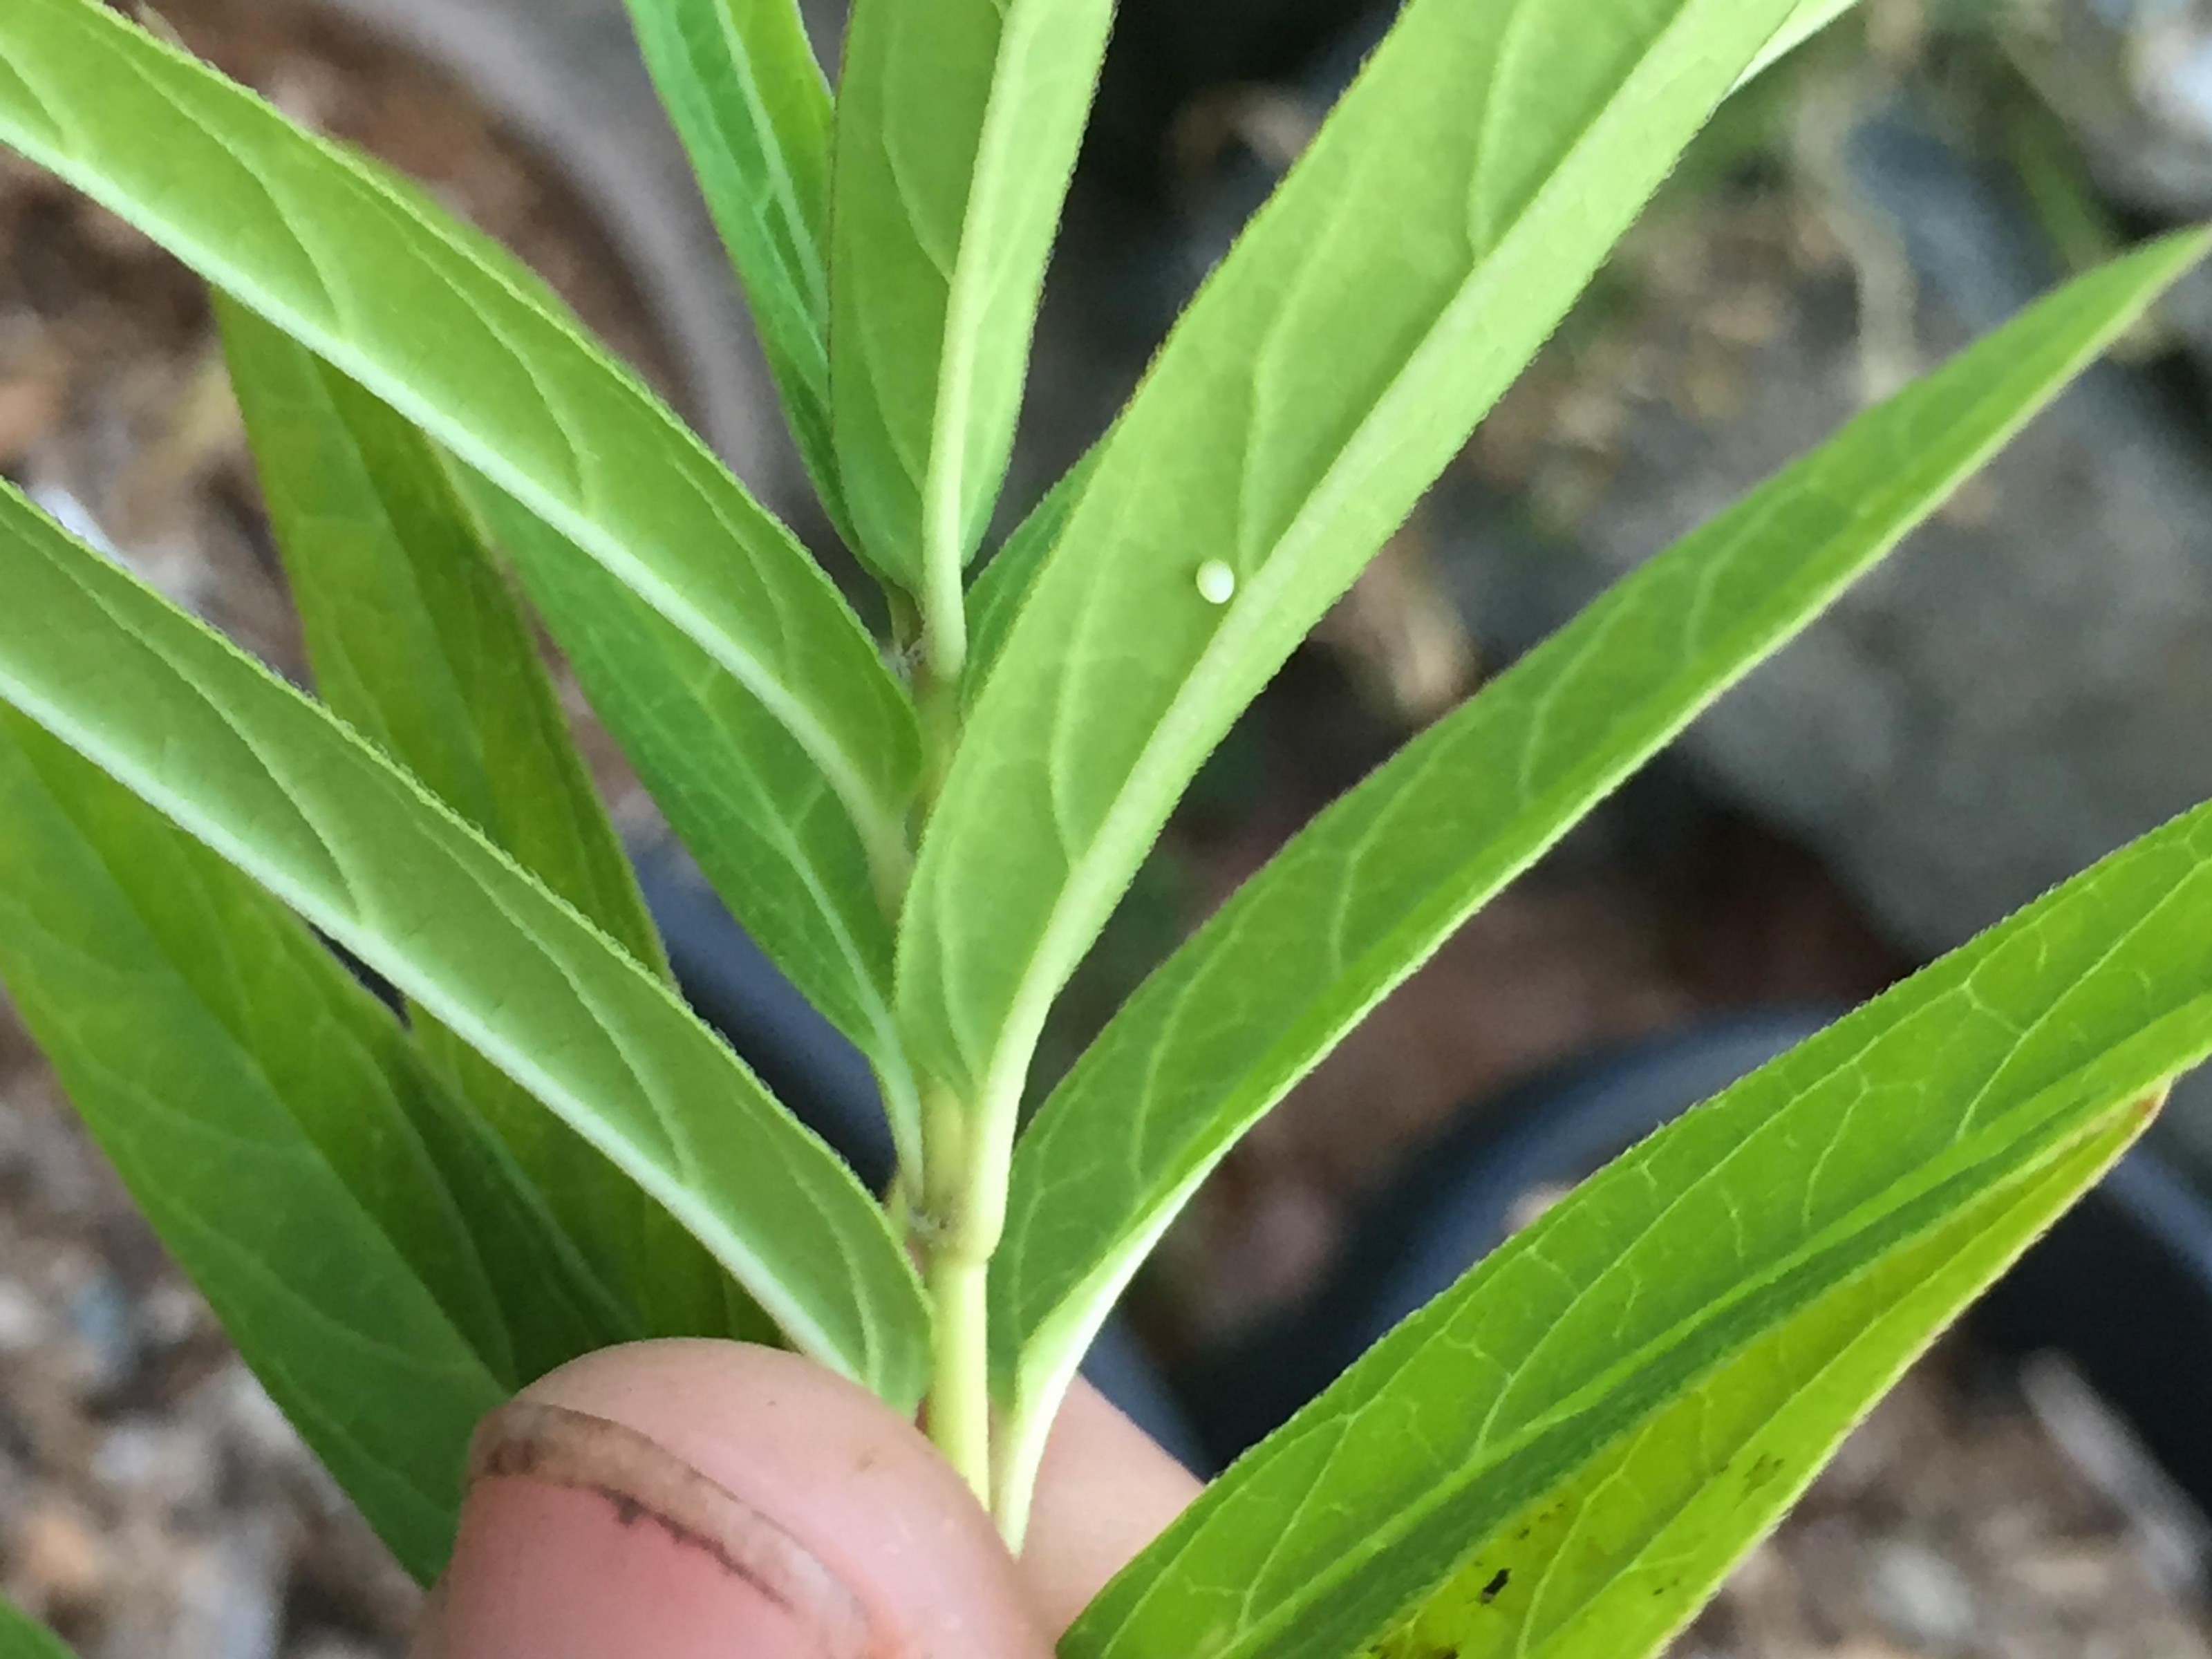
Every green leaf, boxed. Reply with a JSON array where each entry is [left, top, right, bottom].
[[1066, 787, 2212, 1658], [0, 1595, 78, 1658], [619, 0, 846, 525], [0, 710, 507, 1583], [899, 0, 1819, 1128], [963, 447, 1099, 705], [460, 473, 923, 1176], [216, 296, 665, 972], [0, 0, 920, 879], [829, 0, 1115, 619], [993, 235, 2212, 1510], [1368, 1111, 2137, 1659], [0, 480, 932, 1407], [217, 296, 747, 1345], [390, 1037, 655, 1378], [419, 1027, 774, 1351]]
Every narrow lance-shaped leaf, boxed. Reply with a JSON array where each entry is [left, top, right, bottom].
[[1067, 787, 2212, 1658], [0, 1595, 81, 1658], [216, 297, 664, 971], [1371, 1114, 2141, 1659], [218, 297, 745, 1346], [0, 481, 932, 1407], [0, 0, 921, 879], [619, 0, 849, 529], [460, 473, 924, 1177], [899, 0, 1815, 1130], [993, 234, 2212, 1517], [830, 0, 1116, 623], [0, 710, 509, 1582]]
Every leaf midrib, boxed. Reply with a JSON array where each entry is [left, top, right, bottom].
[[955, 0, 1767, 1118], [921, 0, 1092, 606], [1130, 1075, 2166, 1656], [1503, 1112, 2139, 1659]]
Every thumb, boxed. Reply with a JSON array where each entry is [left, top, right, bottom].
[[415, 1340, 1053, 1659]]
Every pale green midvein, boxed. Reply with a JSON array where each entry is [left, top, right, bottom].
[[996, 1159, 1212, 1533], [964, 0, 1622, 1134], [1020, 821, 2206, 1539], [988, 250, 1473, 1530], [973, 121, 1513, 1152], [0, 49, 65, 147], [1463, 1031, 2045, 1458], [116, 679, 856, 1374], [1542, 1173, 2086, 1657], [1121, 1084, 2146, 1656], [918, 1, 1069, 681], [982, 541, 1306, 1528], [997, 896, 1260, 1515], [920, 353, 974, 683], [998, 722, 1605, 1533]]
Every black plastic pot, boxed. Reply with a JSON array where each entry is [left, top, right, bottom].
[[1175, 1011, 2212, 1519]]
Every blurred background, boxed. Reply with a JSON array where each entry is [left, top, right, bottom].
[[6, 0, 2212, 1652]]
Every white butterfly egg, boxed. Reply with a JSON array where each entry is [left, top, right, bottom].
[[1196, 560, 1237, 606]]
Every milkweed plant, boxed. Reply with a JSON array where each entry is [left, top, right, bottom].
[[0, 0, 2209, 1653]]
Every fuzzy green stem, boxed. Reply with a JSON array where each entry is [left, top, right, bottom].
[[927, 1246, 993, 1503], [919, 1083, 1010, 1509], [903, 598, 1002, 1507]]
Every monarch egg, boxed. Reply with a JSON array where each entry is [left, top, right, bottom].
[[1196, 560, 1237, 606]]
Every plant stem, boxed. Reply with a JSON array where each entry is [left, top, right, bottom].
[[927, 1245, 993, 1503], [920, 1082, 1010, 1510], [905, 608, 1000, 1508]]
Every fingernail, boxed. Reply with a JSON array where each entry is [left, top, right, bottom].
[[433, 1400, 873, 1659]]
